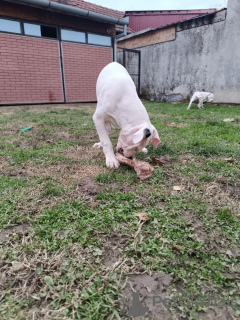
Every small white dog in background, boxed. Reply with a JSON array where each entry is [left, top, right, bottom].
[[187, 91, 214, 110]]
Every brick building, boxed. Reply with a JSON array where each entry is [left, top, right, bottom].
[[0, 0, 128, 105]]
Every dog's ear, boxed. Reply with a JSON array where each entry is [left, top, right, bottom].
[[151, 125, 160, 149], [133, 128, 151, 144], [133, 128, 146, 144]]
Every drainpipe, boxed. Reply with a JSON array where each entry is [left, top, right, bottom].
[[113, 23, 128, 62], [5, 0, 129, 26]]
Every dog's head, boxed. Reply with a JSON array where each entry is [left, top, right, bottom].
[[117, 123, 160, 158], [207, 93, 214, 103]]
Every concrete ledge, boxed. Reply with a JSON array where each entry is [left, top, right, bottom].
[[177, 9, 226, 32], [117, 26, 175, 49]]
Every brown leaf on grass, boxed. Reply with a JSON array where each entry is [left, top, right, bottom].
[[172, 245, 182, 253], [223, 158, 236, 164], [173, 186, 181, 191], [150, 154, 171, 166], [151, 156, 164, 165], [136, 212, 151, 221]]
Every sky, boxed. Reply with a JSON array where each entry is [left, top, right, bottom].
[[84, 0, 228, 11]]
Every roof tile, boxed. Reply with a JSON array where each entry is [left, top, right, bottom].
[[51, 0, 124, 19]]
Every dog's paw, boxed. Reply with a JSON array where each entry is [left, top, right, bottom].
[[142, 148, 148, 154], [93, 142, 102, 148], [106, 157, 119, 168]]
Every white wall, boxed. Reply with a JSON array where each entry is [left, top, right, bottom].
[[139, 0, 240, 103]]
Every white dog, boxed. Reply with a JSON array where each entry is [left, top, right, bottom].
[[187, 91, 214, 110], [93, 62, 160, 168]]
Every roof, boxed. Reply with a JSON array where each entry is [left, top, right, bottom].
[[118, 9, 226, 42], [50, 0, 125, 19], [125, 9, 217, 15], [124, 9, 217, 32]]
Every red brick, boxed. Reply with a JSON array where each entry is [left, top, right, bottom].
[[62, 43, 112, 102], [0, 34, 63, 104]]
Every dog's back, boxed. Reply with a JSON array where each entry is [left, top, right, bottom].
[[96, 62, 135, 100]]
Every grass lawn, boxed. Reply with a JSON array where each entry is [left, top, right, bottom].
[[0, 102, 240, 320]]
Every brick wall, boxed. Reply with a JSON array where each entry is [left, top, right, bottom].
[[0, 34, 64, 104], [62, 43, 112, 102]]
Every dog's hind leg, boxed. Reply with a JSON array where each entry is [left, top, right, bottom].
[[187, 95, 195, 110], [198, 98, 204, 109]]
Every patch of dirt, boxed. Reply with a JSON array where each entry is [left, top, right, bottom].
[[198, 308, 233, 320], [72, 177, 131, 199], [177, 154, 206, 166], [4, 127, 98, 149], [2, 163, 105, 188], [0, 160, 9, 171], [63, 145, 104, 161], [101, 234, 129, 266], [27, 164, 104, 184], [0, 224, 33, 243], [181, 214, 206, 242], [190, 117, 217, 122], [205, 182, 239, 212], [136, 196, 149, 206], [156, 201, 167, 208], [218, 179, 240, 200], [232, 122, 240, 126], [122, 272, 172, 319], [165, 122, 187, 128], [0, 103, 96, 114]]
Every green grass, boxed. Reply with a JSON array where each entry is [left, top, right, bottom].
[[0, 102, 240, 319]]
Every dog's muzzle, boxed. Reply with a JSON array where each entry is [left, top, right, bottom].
[[118, 148, 132, 159]]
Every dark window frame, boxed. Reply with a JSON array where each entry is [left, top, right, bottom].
[[0, 15, 59, 40], [0, 15, 113, 48]]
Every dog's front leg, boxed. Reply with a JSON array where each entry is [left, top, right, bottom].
[[93, 116, 119, 168]]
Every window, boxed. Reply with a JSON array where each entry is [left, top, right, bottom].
[[0, 18, 21, 34], [61, 29, 85, 43], [23, 23, 57, 39], [88, 33, 111, 46], [24, 23, 41, 36], [41, 25, 57, 39]]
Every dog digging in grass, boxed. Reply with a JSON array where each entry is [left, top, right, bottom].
[[93, 62, 160, 168], [187, 91, 214, 110]]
